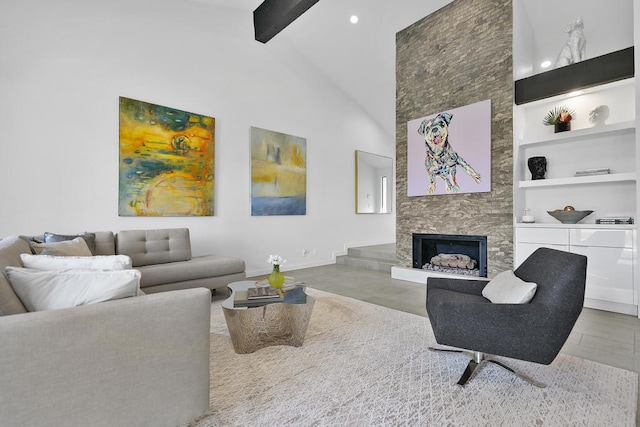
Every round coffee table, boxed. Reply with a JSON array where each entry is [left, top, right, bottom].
[[222, 280, 315, 354]]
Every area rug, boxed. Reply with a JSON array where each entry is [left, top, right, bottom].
[[186, 288, 637, 426]]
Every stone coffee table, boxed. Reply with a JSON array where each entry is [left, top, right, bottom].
[[222, 280, 315, 354]]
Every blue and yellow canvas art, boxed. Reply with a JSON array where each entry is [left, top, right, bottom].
[[251, 126, 306, 216], [119, 97, 215, 216]]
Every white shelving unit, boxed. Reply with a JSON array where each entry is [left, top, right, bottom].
[[513, 78, 638, 316], [519, 172, 636, 188], [519, 119, 636, 147], [514, 78, 637, 225]]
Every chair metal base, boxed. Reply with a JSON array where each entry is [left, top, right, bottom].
[[428, 347, 546, 388]]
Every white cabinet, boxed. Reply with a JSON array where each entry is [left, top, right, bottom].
[[515, 226, 636, 316], [515, 227, 568, 266], [513, 76, 639, 317]]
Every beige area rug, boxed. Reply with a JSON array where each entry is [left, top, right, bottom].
[[186, 288, 637, 426]]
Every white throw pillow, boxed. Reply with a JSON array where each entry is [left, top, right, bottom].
[[482, 270, 537, 304], [29, 237, 93, 256], [20, 254, 133, 271], [4, 267, 140, 312]]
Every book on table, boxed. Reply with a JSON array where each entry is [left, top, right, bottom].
[[247, 286, 281, 299], [234, 289, 284, 308]]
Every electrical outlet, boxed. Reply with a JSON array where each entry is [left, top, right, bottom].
[[313, 248, 318, 255]]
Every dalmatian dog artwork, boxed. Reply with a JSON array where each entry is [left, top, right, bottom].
[[417, 112, 481, 195]]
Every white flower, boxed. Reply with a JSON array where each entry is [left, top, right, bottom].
[[267, 254, 286, 266]]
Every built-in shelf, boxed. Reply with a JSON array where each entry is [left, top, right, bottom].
[[519, 120, 636, 148], [519, 172, 636, 188], [515, 223, 635, 230], [514, 47, 634, 105]]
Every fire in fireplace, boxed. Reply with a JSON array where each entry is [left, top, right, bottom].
[[412, 233, 487, 277]]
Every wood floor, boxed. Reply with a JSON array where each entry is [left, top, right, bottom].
[[278, 263, 640, 424]]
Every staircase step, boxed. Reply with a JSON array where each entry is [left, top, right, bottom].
[[335, 255, 395, 272], [335, 244, 396, 272], [346, 244, 396, 262]]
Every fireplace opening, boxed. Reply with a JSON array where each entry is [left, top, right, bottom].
[[412, 233, 487, 277]]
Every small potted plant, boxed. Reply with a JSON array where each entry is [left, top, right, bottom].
[[543, 106, 575, 133]]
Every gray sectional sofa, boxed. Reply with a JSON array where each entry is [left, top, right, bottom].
[[102, 228, 245, 294], [0, 227, 245, 426]]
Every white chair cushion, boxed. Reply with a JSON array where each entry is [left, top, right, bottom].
[[4, 267, 140, 312], [20, 254, 132, 271], [482, 270, 537, 304]]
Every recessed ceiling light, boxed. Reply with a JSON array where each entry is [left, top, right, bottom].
[[350, 15, 358, 24], [540, 60, 552, 68]]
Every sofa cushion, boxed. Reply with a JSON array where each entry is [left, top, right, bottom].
[[94, 231, 117, 256], [44, 232, 97, 255], [30, 237, 93, 257], [0, 236, 30, 315], [21, 254, 133, 271], [137, 255, 245, 288], [116, 228, 192, 267], [4, 267, 140, 312], [482, 270, 537, 304]]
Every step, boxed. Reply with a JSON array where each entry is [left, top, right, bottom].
[[335, 243, 397, 273], [346, 244, 396, 262], [335, 255, 396, 272]]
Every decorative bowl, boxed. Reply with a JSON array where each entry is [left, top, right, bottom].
[[547, 210, 593, 224]]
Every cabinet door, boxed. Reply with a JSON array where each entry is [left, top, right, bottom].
[[570, 229, 633, 248], [517, 228, 569, 245], [515, 242, 570, 268], [570, 246, 634, 305]]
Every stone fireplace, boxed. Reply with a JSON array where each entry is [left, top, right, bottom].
[[412, 233, 487, 278], [394, 0, 513, 281]]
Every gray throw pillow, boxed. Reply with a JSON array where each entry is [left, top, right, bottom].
[[44, 232, 97, 255], [30, 237, 93, 257]]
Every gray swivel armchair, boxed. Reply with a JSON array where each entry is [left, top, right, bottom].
[[426, 247, 587, 387]]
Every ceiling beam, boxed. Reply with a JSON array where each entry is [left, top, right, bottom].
[[253, 0, 320, 43]]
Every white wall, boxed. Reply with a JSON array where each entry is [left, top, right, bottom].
[[512, 0, 535, 79], [513, 0, 634, 79], [0, 0, 395, 276]]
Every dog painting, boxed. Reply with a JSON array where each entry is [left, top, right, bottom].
[[418, 112, 482, 194], [407, 100, 491, 196]]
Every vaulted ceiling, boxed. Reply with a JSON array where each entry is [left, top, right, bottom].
[[192, 0, 453, 137], [192, 1, 634, 138]]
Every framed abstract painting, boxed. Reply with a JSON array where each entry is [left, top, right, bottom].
[[407, 99, 491, 196], [251, 126, 306, 216], [119, 97, 215, 216]]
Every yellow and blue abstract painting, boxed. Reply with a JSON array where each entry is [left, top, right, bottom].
[[119, 97, 215, 216], [251, 127, 306, 216]]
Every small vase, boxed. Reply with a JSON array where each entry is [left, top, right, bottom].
[[554, 121, 571, 133], [268, 265, 285, 289]]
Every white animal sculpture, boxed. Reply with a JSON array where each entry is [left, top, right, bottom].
[[554, 17, 586, 68]]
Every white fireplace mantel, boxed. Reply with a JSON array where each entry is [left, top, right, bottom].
[[391, 266, 491, 284]]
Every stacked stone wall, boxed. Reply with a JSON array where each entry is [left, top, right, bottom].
[[395, 0, 513, 276]]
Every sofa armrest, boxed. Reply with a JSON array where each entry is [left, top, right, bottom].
[[0, 288, 211, 427]]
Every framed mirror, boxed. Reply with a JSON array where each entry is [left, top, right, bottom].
[[355, 150, 393, 214]]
